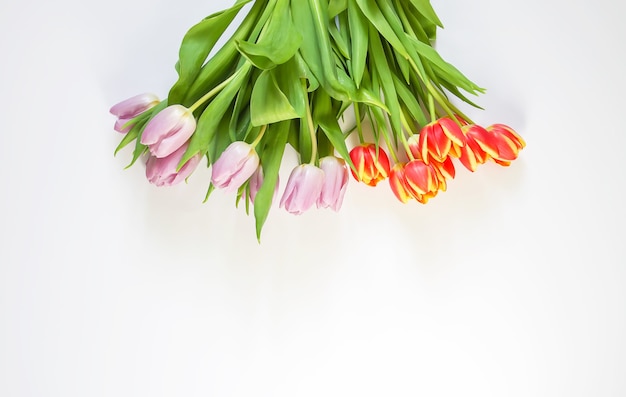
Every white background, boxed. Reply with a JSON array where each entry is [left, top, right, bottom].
[[1, 0, 625, 396]]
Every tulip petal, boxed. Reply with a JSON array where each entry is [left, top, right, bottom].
[[280, 164, 325, 215], [110, 93, 159, 118], [145, 142, 201, 187], [211, 142, 260, 192], [439, 117, 465, 147], [141, 105, 197, 158], [466, 125, 499, 159], [389, 163, 412, 203]]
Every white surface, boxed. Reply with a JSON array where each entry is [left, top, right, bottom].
[[1, 0, 625, 396]]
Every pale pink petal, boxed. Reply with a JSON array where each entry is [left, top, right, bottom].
[[110, 93, 159, 118]]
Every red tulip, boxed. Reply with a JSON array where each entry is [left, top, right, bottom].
[[418, 117, 464, 163], [349, 144, 391, 186]]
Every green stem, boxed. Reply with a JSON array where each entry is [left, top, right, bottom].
[[399, 112, 415, 161], [303, 80, 318, 165], [188, 68, 242, 113], [250, 124, 267, 148], [428, 94, 436, 122], [354, 103, 364, 143]]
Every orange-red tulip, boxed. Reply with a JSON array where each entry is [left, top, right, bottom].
[[486, 124, 526, 163], [418, 117, 464, 163], [349, 144, 391, 186]]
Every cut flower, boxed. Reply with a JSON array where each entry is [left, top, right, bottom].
[[110, 0, 525, 238]]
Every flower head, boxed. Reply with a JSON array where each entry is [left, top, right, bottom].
[[486, 124, 526, 165], [317, 156, 349, 211], [349, 144, 391, 186], [211, 141, 260, 193], [418, 117, 464, 163], [140, 104, 196, 158], [404, 159, 440, 203], [145, 142, 202, 187], [280, 164, 325, 215], [457, 124, 499, 172], [389, 160, 442, 204], [109, 93, 159, 133]]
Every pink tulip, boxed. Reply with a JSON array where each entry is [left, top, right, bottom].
[[140, 105, 196, 158], [317, 156, 349, 211], [280, 164, 325, 215], [145, 142, 202, 187], [110, 93, 160, 119], [248, 166, 279, 204], [110, 93, 159, 133], [113, 118, 133, 133], [211, 141, 260, 193]]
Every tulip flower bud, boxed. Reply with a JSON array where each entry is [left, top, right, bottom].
[[145, 142, 202, 187], [486, 124, 526, 163], [417, 117, 465, 163], [211, 141, 260, 193], [348, 144, 391, 186], [140, 105, 196, 158], [280, 164, 325, 215], [317, 156, 349, 211], [110, 93, 159, 133], [110, 93, 160, 119]]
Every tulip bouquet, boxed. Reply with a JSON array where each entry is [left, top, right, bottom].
[[110, 0, 525, 239]]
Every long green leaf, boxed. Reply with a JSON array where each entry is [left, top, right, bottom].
[[369, 27, 402, 140], [313, 91, 356, 173], [408, 0, 443, 28], [408, 36, 484, 94], [355, 0, 408, 58], [254, 120, 290, 241], [250, 68, 301, 126], [180, 64, 252, 166], [168, 0, 253, 104], [347, 0, 369, 88], [236, 0, 302, 69], [328, 0, 348, 17]]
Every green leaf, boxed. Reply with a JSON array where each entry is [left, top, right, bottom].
[[408, 0, 443, 28], [236, 0, 302, 70], [347, 0, 368, 88], [355, 0, 408, 58], [392, 74, 428, 126], [369, 27, 402, 141], [250, 68, 301, 126], [275, 57, 307, 118], [328, 0, 348, 17], [328, 23, 351, 61], [313, 91, 356, 174], [129, 138, 147, 169], [254, 120, 290, 241], [229, 69, 255, 141], [400, 0, 435, 44], [291, 0, 352, 100], [168, 0, 253, 104], [180, 63, 252, 166], [180, 0, 268, 105], [210, 112, 236, 164], [408, 36, 484, 95], [295, 52, 320, 92]]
